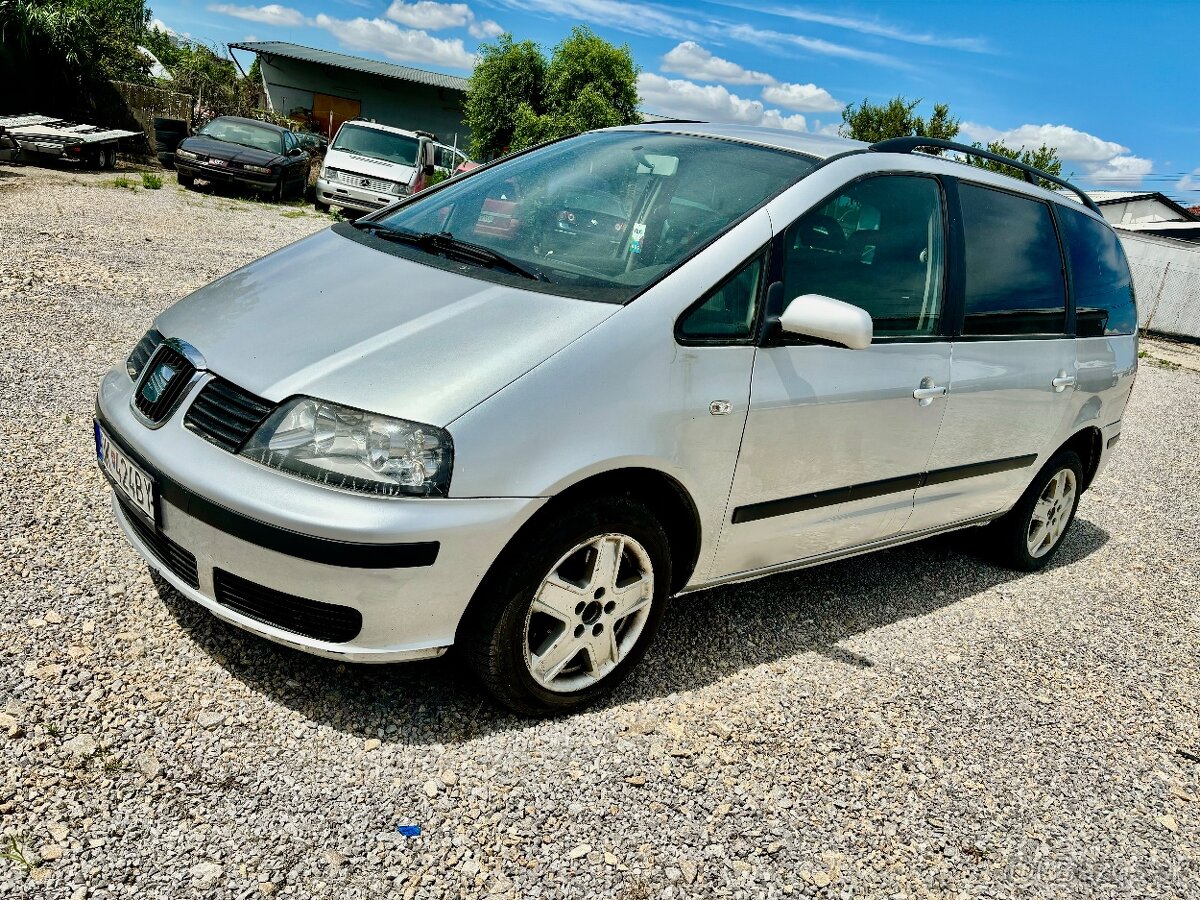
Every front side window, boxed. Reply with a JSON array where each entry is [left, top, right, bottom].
[[1057, 205, 1137, 336], [781, 175, 946, 338], [677, 251, 766, 342], [333, 124, 419, 166], [373, 131, 815, 303], [960, 183, 1067, 335]]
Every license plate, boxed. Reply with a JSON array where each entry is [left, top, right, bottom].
[[95, 423, 157, 525], [206, 158, 228, 168]]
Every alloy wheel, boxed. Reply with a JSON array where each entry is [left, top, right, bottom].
[[1026, 467, 1078, 558], [523, 533, 654, 693]]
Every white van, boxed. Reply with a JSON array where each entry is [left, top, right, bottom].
[[314, 119, 468, 214]]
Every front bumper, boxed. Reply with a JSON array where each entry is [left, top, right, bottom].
[[316, 175, 403, 212], [177, 159, 277, 192], [97, 366, 543, 661]]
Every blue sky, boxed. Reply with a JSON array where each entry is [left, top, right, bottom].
[[149, 0, 1198, 203]]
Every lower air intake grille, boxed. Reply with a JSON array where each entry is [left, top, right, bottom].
[[184, 378, 274, 452], [213, 569, 363, 643], [133, 344, 196, 423], [118, 499, 200, 589]]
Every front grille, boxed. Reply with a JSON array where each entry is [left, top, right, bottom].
[[126, 329, 163, 380], [133, 344, 195, 423], [184, 377, 274, 453], [334, 169, 395, 194], [118, 498, 200, 589], [213, 569, 363, 643]]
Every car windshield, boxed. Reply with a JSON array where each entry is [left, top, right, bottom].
[[333, 124, 419, 166], [371, 130, 816, 302], [199, 119, 283, 154]]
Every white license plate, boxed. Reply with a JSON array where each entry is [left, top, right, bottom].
[[95, 423, 157, 524]]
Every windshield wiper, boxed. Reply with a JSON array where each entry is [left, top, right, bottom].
[[351, 223, 550, 282]]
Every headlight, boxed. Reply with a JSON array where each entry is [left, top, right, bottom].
[[392, 181, 408, 196], [241, 397, 453, 497], [321, 166, 334, 179], [242, 164, 272, 175], [126, 328, 164, 380], [176, 148, 199, 160]]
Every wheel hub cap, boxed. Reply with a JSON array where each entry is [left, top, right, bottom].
[[1026, 467, 1078, 558]]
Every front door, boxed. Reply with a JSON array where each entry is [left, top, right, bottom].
[[712, 174, 953, 578]]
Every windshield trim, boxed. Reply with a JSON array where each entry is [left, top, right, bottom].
[[352, 132, 821, 305]]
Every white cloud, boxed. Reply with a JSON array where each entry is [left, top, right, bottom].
[[149, 18, 176, 35], [469, 19, 505, 39], [726, 23, 905, 68], [761, 81, 843, 113], [496, 0, 698, 40], [1177, 168, 1200, 193], [960, 122, 1153, 186], [661, 42, 773, 85], [638, 73, 806, 131], [385, 1, 471, 30], [312, 14, 476, 69], [206, 3, 307, 26], [747, 4, 988, 52]]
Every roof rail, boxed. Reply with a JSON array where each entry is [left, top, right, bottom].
[[868, 136, 1100, 214]]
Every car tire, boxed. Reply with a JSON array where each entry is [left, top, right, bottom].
[[463, 496, 672, 716], [178, 171, 195, 189], [314, 200, 330, 213], [987, 450, 1083, 571], [101, 147, 117, 170]]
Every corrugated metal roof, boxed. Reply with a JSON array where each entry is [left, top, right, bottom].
[[230, 41, 469, 92]]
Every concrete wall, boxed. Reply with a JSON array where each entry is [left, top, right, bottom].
[[1121, 232, 1200, 340], [258, 55, 468, 147]]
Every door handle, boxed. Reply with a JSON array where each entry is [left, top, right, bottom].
[[913, 377, 948, 406], [1052, 372, 1077, 392]]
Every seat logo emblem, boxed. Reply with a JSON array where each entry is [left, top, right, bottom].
[[141, 361, 177, 404]]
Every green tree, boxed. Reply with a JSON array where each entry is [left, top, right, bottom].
[[465, 27, 640, 160], [840, 96, 960, 144], [464, 34, 547, 160], [968, 139, 1065, 187]]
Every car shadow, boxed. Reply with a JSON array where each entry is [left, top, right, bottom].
[[152, 518, 1109, 745]]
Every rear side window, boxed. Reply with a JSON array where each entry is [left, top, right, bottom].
[[1057, 206, 1137, 336], [959, 184, 1066, 335]]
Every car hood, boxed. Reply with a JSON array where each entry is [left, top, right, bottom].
[[180, 135, 284, 165], [155, 227, 618, 426], [325, 149, 416, 184]]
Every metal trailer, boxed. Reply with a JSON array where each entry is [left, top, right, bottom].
[[0, 114, 143, 169]]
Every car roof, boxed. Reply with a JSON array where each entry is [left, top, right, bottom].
[[612, 122, 867, 160], [209, 115, 288, 134]]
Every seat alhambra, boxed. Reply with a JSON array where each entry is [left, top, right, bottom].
[[96, 124, 1137, 714]]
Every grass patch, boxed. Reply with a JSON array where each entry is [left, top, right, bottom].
[[1, 834, 41, 872], [141, 172, 163, 190], [280, 209, 306, 218], [105, 175, 136, 190]]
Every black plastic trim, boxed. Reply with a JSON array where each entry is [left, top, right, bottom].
[[732, 454, 1038, 524], [213, 568, 363, 643], [96, 411, 440, 569], [868, 137, 1101, 213], [1106, 434, 1120, 449]]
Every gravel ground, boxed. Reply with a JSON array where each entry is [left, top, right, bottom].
[[1, 161, 1198, 900]]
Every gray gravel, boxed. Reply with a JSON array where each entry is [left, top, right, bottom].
[[1, 161, 1198, 899]]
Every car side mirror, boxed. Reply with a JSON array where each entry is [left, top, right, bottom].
[[779, 294, 873, 350], [287, 147, 304, 157], [422, 163, 435, 176]]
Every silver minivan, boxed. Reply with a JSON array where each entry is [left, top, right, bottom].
[[95, 124, 1137, 714]]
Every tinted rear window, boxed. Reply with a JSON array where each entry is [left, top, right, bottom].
[[1057, 205, 1137, 336], [960, 183, 1066, 335]]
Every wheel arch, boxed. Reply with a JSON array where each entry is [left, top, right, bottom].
[[458, 466, 703, 637], [1057, 425, 1104, 491]]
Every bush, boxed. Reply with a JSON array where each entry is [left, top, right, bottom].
[[141, 172, 163, 189]]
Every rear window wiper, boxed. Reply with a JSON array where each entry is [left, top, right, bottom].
[[351, 222, 550, 283]]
